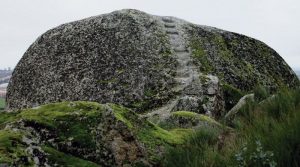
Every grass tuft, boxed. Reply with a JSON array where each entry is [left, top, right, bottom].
[[164, 88, 300, 167]]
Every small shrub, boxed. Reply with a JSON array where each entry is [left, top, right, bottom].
[[235, 140, 276, 167], [263, 89, 295, 119]]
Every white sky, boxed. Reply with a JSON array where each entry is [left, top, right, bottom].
[[0, 0, 299, 70]]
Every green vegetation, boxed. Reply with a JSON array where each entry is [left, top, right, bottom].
[[128, 86, 176, 113], [164, 126, 224, 167], [19, 101, 103, 149], [253, 85, 270, 102], [172, 111, 222, 127], [188, 31, 273, 93], [0, 130, 29, 165], [108, 104, 193, 162], [111, 105, 192, 162], [43, 146, 100, 167], [0, 101, 105, 166], [0, 98, 5, 110], [137, 121, 191, 162], [1, 88, 300, 166], [0, 112, 16, 129], [139, 122, 191, 145], [230, 88, 300, 167], [157, 30, 172, 57], [222, 83, 245, 111], [190, 39, 214, 74], [161, 48, 172, 57], [164, 88, 300, 167], [0, 101, 193, 165], [109, 103, 135, 128]]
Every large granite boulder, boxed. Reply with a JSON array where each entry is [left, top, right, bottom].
[[6, 9, 299, 117]]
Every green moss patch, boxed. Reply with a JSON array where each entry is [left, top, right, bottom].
[[149, 123, 191, 145], [137, 121, 192, 162], [172, 111, 222, 127], [0, 101, 200, 165], [190, 39, 214, 74], [109, 103, 136, 129], [19, 101, 104, 150], [108, 104, 193, 162], [43, 146, 100, 167], [0, 130, 29, 165], [0, 112, 17, 129]]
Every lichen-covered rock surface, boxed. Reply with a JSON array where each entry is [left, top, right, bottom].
[[0, 101, 194, 166], [7, 9, 299, 115], [7, 9, 176, 112]]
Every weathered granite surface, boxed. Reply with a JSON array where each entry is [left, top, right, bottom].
[[6, 9, 299, 117], [7, 10, 177, 112]]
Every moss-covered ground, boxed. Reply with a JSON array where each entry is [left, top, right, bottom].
[[19, 101, 104, 150], [43, 146, 100, 167], [0, 101, 105, 165], [109, 103, 193, 162], [0, 101, 195, 166], [0, 130, 29, 165], [172, 111, 222, 127]]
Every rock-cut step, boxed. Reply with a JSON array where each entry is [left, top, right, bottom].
[[169, 34, 182, 41], [162, 17, 174, 23], [177, 60, 193, 69], [176, 68, 193, 78], [166, 29, 179, 35], [177, 52, 191, 58], [170, 41, 181, 47], [174, 77, 192, 85], [164, 23, 176, 28], [174, 46, 189, 52]]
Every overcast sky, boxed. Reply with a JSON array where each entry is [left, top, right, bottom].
[[0, 0, 299, 70]]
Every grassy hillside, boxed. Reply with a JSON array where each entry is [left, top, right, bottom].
[[0, 98, 5, 110], [164, 88, 300, 167]]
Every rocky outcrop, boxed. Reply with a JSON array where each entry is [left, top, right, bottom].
[[0, 101, 194, 166], [6, 9, 299, 118]]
